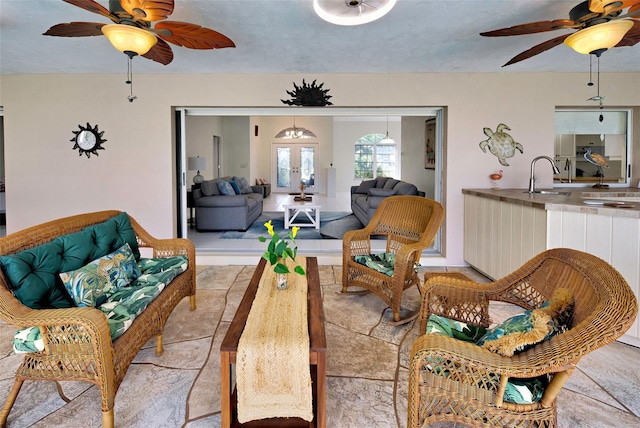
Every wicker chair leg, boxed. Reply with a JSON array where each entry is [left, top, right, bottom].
[[190, 294, 196, 311], [0, 379, 23, 427], [102, 408, 114, 428], [336, 288, 370, 296], [386, 307, 420, 326], [156, 335, 164, 356]]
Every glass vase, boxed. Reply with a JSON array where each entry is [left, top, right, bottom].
[[276, 272, 288, 290]]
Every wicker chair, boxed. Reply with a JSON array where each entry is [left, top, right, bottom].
[[408, 248, 638, 428], [341, 195, 444, 325]]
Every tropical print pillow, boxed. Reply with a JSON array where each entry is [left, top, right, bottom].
[[59, 243, 140, 307]]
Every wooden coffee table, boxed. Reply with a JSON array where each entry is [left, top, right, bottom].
[[220, 257, 326, 428], [283, 197, 321, 230]]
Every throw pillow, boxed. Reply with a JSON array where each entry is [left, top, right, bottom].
[[217, 180, 236, 196], [355, 179, 376, 194], [476, 288, 574, 357], [368, 188, 397, 197], [233, 176, 253, 194], [228, 180, 241, 195], [200, 180, 220, 196], [59, 243, 140, 307]]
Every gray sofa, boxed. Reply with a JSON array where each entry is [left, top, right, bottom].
[[193, 176, 263, 231], [351, 177, 424, 225]]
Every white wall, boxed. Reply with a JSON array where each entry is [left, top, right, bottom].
[[1, 72, 639, 265]]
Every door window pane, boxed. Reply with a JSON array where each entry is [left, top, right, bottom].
[[277, 147, 291, 188], [301, 147, 315, 187]]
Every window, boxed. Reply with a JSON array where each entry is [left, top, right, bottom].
[[354, 133, 397, 179]]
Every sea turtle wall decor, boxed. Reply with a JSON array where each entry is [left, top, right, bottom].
[[479, 123, 523, 166]]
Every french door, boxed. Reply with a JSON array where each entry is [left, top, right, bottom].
[[272, 143, 318, 193]]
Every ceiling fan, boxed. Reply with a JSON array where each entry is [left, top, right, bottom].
[[44, 0, 235, 65], [480, 0, 640, 66]]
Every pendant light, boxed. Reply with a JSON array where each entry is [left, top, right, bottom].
[[380, 117, 395, 144], [275, 117, 317, 139]]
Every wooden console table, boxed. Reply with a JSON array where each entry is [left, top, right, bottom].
[[220, 257, 326, 428]]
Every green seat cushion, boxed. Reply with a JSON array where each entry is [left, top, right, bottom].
[[354, 253, 396, 276], [59, 243, 140, 307], [12, 255, 188, 353], [0, 212, 139, 309], [424, 314, 548, 404]]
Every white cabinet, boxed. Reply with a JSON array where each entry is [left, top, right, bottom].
[[464, 194, 547, 280]]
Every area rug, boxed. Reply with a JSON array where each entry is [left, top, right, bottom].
[[219, 212, 363, 240]]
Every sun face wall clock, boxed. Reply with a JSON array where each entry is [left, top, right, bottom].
[[71, 123, 106, 158]]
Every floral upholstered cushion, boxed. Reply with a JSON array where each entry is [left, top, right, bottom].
[[424, 314, 547, 404], [12, 256, 188, 354], [354, 253, 396, 276], [426, 314, 487, 342], [59, 243, 140, 308]]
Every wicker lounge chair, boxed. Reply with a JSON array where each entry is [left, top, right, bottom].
[[341, 195, 444, 325], [408, 248, 638, 427]]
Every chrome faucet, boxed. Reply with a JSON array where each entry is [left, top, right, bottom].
[[528, 156, 561, 193]]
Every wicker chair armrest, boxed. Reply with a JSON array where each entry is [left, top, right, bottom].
[[342, 229, 372, 257], [419, 278, 493, 332]]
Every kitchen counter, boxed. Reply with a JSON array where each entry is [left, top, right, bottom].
[[462, 187, 640, 218]]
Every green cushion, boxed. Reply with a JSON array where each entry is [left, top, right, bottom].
[[425, 314, 548, 405], [59, 243, 140, 307], [354, 253, 396, 276], [0, 212, 140, 309], [426, 314, 487, 342], [13, 255, 189, 353]]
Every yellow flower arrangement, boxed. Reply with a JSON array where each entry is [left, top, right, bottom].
[[259, 220, 306, 275]]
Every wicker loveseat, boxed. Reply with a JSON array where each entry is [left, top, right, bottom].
[[408, 248, 638, 428], [0, 211, 196, 428]]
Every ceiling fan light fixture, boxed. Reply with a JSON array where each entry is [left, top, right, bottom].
[[564, 20, 634, 55], [313, 0, 397, 26], [102, 24, 158, 56]]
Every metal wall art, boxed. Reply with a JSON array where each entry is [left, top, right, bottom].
[[281, 79, 333, 106], [71, 122, 106, 158], [479, 123, 523, 166]]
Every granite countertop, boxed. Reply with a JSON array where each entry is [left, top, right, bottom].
[[462, 187, 640, 219]]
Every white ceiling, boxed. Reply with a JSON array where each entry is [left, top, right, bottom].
[[1, 0, 639, 75]]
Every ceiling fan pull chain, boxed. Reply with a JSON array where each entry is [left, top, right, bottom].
[[587, 55, 594, 86], [126, 55, 137, 103]]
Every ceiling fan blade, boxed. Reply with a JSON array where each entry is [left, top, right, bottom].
[[120, 0, 175, 22], [615, 19, 640, 46], [480, 20, 576, 37], [142, 37, 174, 65], [503, 34, 570, 66], [63, 0, 115, 19], [43, 22, 106, 37], [154, 22, 235, 49]]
